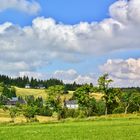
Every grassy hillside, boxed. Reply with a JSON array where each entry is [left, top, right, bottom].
[[15, 87, 74, 101], [15, 87, 103, 100], [0, 117, 140, 140], [15, 87, 47, 99]]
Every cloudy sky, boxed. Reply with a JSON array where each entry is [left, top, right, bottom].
[[0, 0, 140, 87]]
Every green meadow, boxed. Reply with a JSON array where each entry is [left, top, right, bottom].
[[0, 117, 140, 140]]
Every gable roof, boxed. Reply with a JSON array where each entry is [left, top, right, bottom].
[[7, 97, 26, 105], [25, 84, 30, 86], [10, 97, 18, 102], [65, 100, 78, 105]]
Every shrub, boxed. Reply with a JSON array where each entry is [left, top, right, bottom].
[[96, 100, 106, 116], [39, 106, 53, 116], [113, 107, 124, 114], [23, 106, 37, 122], [66, 109, 79, 118], [78, 110, 86, 118], [58, 108, 80, 119], [9, 107, 19, 122]]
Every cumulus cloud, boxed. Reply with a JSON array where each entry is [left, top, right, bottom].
[[53, 69, 95, 84], [0, 0, 41, 15], [100, 58, 140, 87], [0, 0, 140, 81], [53, 69, 78, 82], [19, 69, 95, 84]]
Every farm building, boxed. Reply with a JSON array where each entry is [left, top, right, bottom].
[[7, 97, 25, 106], [25, 84, 30, 89], [64, 100, 78, 109], [37, 84, 45, 89]]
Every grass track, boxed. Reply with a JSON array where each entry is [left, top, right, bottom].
[[0, 118, 140, 140]]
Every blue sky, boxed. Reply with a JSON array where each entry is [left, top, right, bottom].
[[0, 0, 116, 26], [0, 0, 140, 86]]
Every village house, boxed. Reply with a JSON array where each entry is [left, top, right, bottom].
[[37, 84, 45, 89], [64, 100, 79, 109], [7, 97, 25, 106], [25, 84, 30, 89]]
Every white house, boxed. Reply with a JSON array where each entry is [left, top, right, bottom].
[[64, 100, 79, 109], [7, 97, 25, 105], [25, 84, 30, 89], [37, 84, 45, 89]]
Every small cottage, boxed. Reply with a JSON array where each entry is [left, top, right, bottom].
[[37, 84, 45, 89], [7, 97, 25, 105], [25, 84, 30, 89], [64, 100, 78, 109]]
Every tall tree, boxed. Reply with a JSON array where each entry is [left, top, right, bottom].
[[98, 74, 116, 115], [73, 84, 97, 116], [119, 92, 140, 114], [132, 93, 140, 112], [46, 85, 64, 117]]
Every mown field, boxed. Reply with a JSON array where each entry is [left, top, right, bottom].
[[0, 117, 140, 140], [15, 87, 47, 99], [15, 87, 74, 100], [0, 107, 140, 140], [15, 87, 103, 100]]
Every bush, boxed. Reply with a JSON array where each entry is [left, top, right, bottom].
[[2, 105, 8, 111], [78, 110, 86, 118], [39, 106, 53, 116], [58, 108, 80, 119], [96, 100, 105, 115], [9, 107, 19, 122], [29, 117, 39, 122], [66, 109, 79, 118], [128, 103, 139, 113], [113, 107, 124, 114], [23, 106, 37, 122]]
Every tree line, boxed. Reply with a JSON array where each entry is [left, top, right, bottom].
[[0, 74, 81, 90]]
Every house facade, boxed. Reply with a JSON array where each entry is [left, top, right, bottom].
[[25, 84, 30, 89], [37, 84, 45, 89], [64, 100, 79, 109], [7, 97, 25, 105]]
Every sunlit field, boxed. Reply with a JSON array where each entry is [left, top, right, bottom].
[[0, 117, 140, 140], [15, 87, 102, 100]]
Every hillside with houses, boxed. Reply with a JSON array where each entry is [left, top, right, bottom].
[[0, 74, 140, 123]]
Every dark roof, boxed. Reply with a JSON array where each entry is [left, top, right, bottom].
[[38, 84, 44, 87], [25, 84, 30, 86], [65, 100, 78, 105], [10, 97, 18, 102], [7, 97, 25, 105]]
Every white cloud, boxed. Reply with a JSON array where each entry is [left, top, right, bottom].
[[19, 69, 95, 84], [53, 69, 78, 81], [53, 69, 95, 84], [19, 71, 46, 79], [100, 58, 140, 87], [74, 75, 94, 85], [0, 0, 41, 15], [0, 0, 140, 79]]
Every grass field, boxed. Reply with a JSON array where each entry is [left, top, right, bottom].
[[15, 87, 74, 99], [0, 108, 140, 140], [15, 87, 47, 99], [15, 87, 102, 101], [0, 117, 140, 140]]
